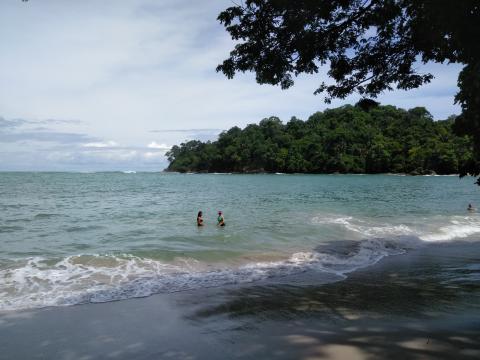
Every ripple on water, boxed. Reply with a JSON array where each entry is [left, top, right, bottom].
[[0, 225, 24, 233], [5, 218, 32, 223], [64, 225, 105, 233], [34, 213, 61, 219]]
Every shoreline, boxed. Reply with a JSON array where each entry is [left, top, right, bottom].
[[2, 243, 479, 359], [0, 171, 463, 175], [163, 170, 462, 176]]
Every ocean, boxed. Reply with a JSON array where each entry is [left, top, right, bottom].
[[1, 172, 479, 312]]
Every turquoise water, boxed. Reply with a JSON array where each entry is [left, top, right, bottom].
[[1, 172, 479, 311]]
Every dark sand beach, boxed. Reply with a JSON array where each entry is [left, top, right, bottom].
[[1, 241, 479, 360]]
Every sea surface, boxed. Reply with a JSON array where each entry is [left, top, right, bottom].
[[1, 172, 479, 312]]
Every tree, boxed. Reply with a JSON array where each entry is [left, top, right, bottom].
[[166, 104, 472, 175], [216, 0, 480, 182]]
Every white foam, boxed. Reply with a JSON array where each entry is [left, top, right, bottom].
[[312, 215, 414, 238], [0, 255, 181, 312], [312, 214, 480, 243], [317, 239, 406, 275], [420, 216, 480, 241], [5, 212, 479, 312], [0, 239, 407, 312]]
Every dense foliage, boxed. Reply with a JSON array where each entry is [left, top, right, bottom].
[[166, 104, 472, 175], [216, 0, 480, 180]]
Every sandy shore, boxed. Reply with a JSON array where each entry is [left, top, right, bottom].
[[1, 243, 480, 359]]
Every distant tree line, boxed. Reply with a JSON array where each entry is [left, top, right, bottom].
[[216, 0, 480, 183], [166, 103, 473, 175]]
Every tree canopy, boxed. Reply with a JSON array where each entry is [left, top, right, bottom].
[[216, 0, 480, 181], [166, 104, 473, 176]]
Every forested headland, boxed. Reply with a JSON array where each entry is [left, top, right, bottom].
[[166, 103, 473, 175]]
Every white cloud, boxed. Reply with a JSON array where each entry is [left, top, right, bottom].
[[0, 0, 463, 171], [91, 149, 137, 161], [83, 141, 118, 148], [144, 151, 165, 159], [147, 141, 170, 150]]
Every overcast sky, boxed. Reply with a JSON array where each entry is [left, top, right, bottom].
[[0, 0, 463, 171]]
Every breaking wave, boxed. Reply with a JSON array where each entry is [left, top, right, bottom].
[[3, 213, 480, 312], [0, 238, 407, 312], [311, 214, 480, 242]]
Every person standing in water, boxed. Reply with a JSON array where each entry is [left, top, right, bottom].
[[197, 211, 204, 226], [468, 203, 475, 212], [217, 211, 225, 227]]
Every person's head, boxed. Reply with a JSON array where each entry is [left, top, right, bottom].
[[218, 211, 222, 215], [198, 211, 202, 217]]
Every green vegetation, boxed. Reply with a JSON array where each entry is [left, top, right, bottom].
[[216, 1, 480, 181], [166, 104, 472, 175]]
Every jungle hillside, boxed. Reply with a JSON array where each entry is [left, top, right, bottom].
[[166, 103, 472, 175]]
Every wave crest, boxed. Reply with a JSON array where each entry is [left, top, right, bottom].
[[311, 214, 480, 242], [0, 238, 406, 312]]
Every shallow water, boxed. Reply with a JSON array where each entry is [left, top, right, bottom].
[[1, 172, 479, 311]]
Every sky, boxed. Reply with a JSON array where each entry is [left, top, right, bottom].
[[0, 0, 463, 171]]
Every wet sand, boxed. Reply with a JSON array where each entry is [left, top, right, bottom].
[[1, 242, 479, 359]]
